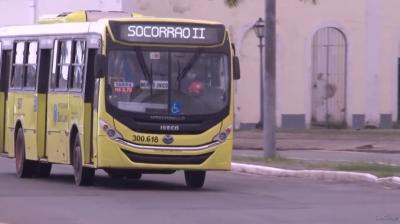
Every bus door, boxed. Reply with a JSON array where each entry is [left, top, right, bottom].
[[14, 41, 40, 161], [68, 40, 96, 165], [0, 48, 11, 154], [68, 40, 86, 163], [46, 40, 70, 163]]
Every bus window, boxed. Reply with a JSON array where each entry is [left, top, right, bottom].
[[56, 40, 72, 90], [71, 40, 85, 90], [11, 42, 25, 89], [0, 42, 2, 84], [26, 41, 38, 89], [50, 40, 59, 90]]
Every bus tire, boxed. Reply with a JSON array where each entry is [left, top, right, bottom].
[[35, 163, 52, 178], [104, 169, 125, 179], [15, 128, 37, 178], [184, 170, 206, 189], [72, 136, 94, 186], [125, 171, 142, 180]]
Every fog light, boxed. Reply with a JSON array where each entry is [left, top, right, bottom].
[[99, 119, 122, 140], [107, 129, 117, 138], [213, 125, 232, 142], [219, 132, 227, 141]]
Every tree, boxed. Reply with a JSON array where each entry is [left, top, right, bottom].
[[299, 0, 318, 4], [225, 0, 241, 7]]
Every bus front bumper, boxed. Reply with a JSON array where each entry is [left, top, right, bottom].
[[96, 136, 232, 171]]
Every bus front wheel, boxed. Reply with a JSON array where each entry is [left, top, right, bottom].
[[184, 170, 206, 189], [72, 137, 95, 186]]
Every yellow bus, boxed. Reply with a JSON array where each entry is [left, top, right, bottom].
[[0, 10, 240, 188]]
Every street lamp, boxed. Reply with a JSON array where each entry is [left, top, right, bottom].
[[253, 17, 265, 128]]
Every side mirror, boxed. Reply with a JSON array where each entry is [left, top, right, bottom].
[[95, 54, 107, 78], [233, 56, 241, 80]]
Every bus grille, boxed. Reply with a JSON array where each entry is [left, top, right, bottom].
[[121, 149, 213, 165]]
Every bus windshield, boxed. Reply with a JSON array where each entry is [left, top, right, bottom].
[[107, 49, 229, 116]]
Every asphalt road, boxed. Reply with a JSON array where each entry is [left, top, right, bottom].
[[0, 157, 399, 224]]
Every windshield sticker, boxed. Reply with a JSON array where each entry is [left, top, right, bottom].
[[118, 101, 168, 112], [171, 101, 182, 114], [114, 81, 134, 93], [150, 52, 161, 60], [140, 80, 168, 90], [188, 81, 205, 96]]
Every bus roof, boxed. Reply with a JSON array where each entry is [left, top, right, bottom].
[[0, 13, 224, 38]]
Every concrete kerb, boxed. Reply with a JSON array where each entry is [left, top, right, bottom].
[[231, 162, 400, 186]]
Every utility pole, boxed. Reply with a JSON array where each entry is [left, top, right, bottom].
[[263, 0, 276, 158]]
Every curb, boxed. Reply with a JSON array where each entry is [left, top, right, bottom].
[[231, 162, 400, 186]]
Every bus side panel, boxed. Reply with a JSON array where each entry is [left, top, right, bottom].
[[67, 94, 85, 164], [0, 92, 4, 153], [36, 93, 47, 158], [83, 102, 92, 164], [46, 93, 69, 163], [14, 92, 39, 160], [5, 92, 15, 157], [91, 109, 98, 166]]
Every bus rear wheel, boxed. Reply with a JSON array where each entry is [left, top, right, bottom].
[[15, 128, 37, 178], [72, 137, 95, 186], [184, 170, 206, 189]]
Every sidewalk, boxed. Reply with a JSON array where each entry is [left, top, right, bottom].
[[234, 129, 400, 165]]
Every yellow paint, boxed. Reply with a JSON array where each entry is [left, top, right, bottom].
[[4, 91, 15, 157], [97, 136, 232, 170], [13, 92, 38, 160], [46, 92, 69, 163], [38, 10, 87, 24], [36, 94, 47, 158], [0, 92, 4, 153]]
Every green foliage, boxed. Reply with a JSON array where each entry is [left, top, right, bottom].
[[225, 0, 241, 8], [299, 0, 318, 4]]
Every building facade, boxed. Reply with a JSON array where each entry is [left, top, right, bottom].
[[2, 0, 400, 129]]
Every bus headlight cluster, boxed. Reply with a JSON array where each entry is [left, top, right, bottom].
[[213, 125, 232, 142], [99, 119, 122, 140]]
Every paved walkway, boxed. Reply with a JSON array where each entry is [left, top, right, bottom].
[[234, 129, 400, 165]]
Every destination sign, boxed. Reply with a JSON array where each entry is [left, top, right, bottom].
[[109, 22, 226, 46]]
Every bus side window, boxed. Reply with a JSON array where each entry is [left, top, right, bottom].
[[71, 40, 86, 91], [85, 48, 98, 103], [26, 41, 38, 89], [53, 40, 73, 90], [50, 40, 60, 90], [0, 42, 2, 91], [11, 42, 26, 89]]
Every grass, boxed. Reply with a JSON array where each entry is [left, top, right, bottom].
[[233, 155, 400, 177], [336, 163, 400, 177]]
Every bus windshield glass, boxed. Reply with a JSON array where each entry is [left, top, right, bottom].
[[107, 49, 229, 116]]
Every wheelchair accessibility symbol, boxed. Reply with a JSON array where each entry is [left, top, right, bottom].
[[171, 101, 182, 114]]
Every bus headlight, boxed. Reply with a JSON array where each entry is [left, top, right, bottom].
[[99, 119, 122, 140], [213, 125, 232, 142]]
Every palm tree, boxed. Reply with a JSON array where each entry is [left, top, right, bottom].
[[225, 0, 317, 8], [225, 0, 240, 7]]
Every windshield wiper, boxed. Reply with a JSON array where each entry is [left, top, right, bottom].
[[136, 49, 153, 94], [177, 50, 202, 91]]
